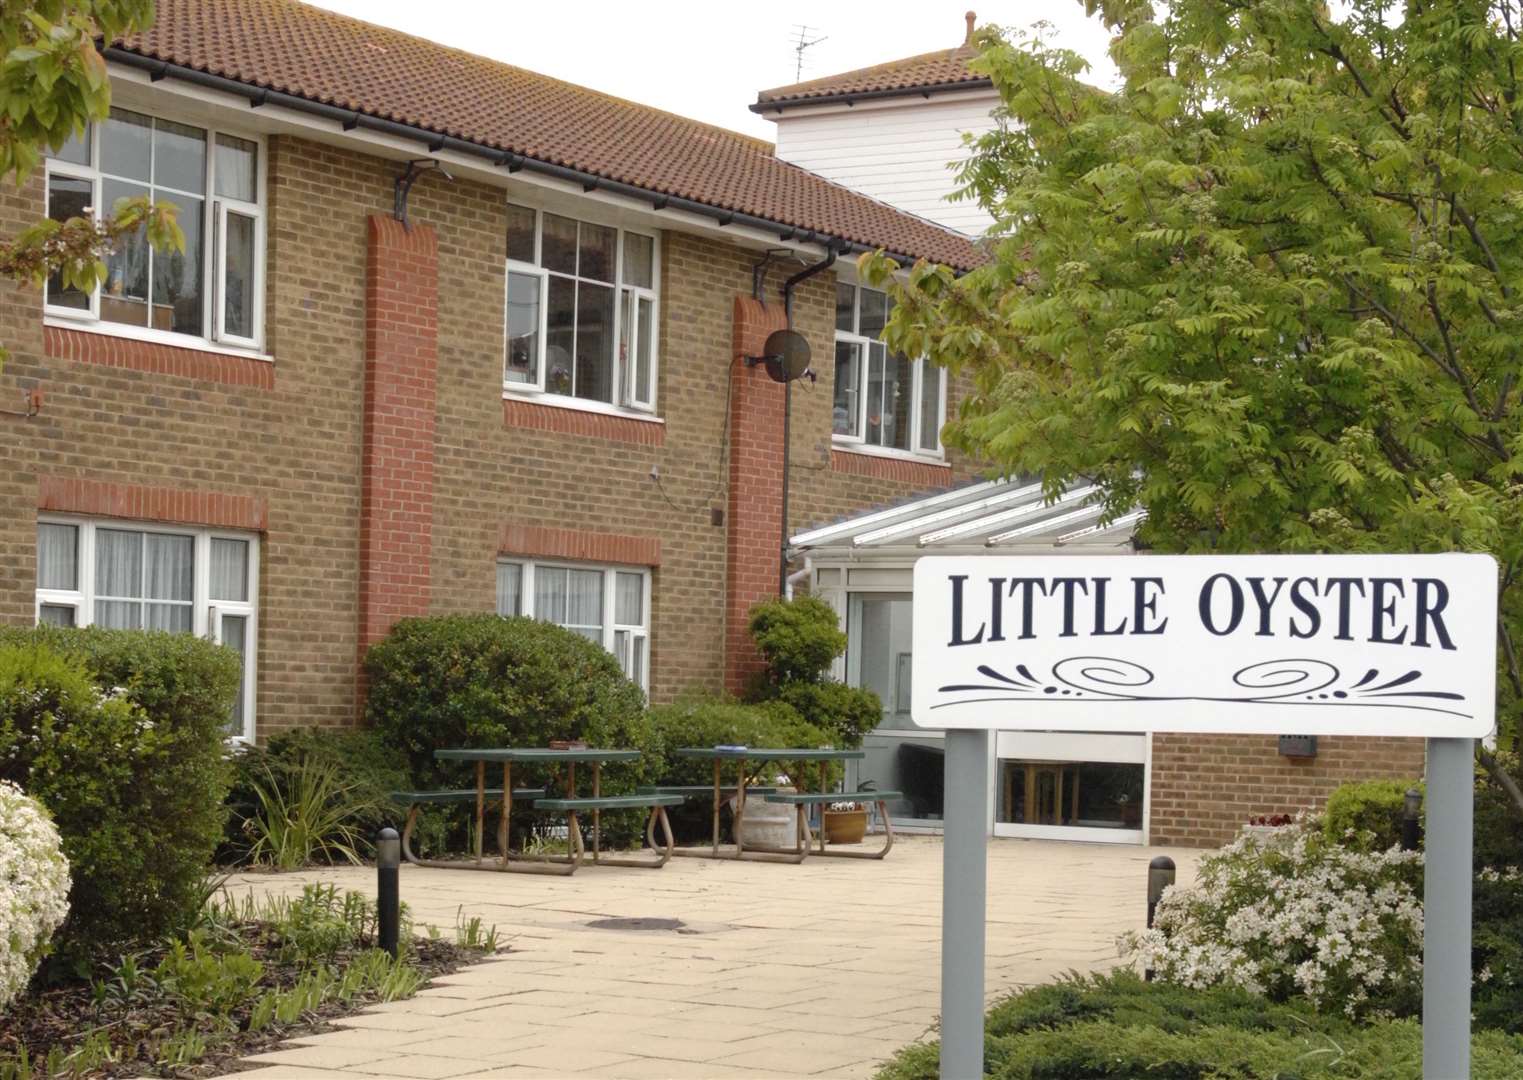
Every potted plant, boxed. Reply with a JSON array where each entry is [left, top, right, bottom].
[[1242, 813, 1294, 841], [822, 782, 876, 844]]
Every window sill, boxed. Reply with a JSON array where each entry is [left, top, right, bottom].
[[502, 388, 663, 423], [830, 445, 954, 486], [44, 315, 272, 363], [502, 391, 665, 446], [831, 441, 947, 465], [43, 322, 276, 390]]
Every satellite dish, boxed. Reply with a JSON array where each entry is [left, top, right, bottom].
[[761, 328, 811, 383]]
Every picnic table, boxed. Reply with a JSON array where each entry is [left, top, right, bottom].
[[655, 747, 897, 862], [391, 747, 680, 875]]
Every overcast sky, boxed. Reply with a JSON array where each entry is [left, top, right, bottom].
[[305, 0, 1120, 141]]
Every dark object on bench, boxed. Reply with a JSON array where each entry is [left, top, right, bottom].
[[760, 790, 902, 861]]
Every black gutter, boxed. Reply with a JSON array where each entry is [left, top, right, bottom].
[[776, 248, 838, 596], [750, 78, 994, 115], [103, 47, 944, 270]]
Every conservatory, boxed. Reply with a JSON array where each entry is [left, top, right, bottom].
[[791, 477, 1152, 844]]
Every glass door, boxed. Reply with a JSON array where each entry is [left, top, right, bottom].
[[993, 731, 1147, 843], [846, 592, 945, 827]]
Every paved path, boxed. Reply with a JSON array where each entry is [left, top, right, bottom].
[[227, 837, 1199, 1079]]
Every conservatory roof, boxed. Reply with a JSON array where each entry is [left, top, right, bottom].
[[789, 477, 1145, 556]]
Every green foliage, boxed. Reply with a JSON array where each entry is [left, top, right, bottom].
[[866, 1, 1523, 750], [222, 726, 409, 863], [154, 930, 263, 1017], [364, 615, 655, 848], [747, 596, 846, 686], [649, 697, 832, 787], [742, 597, 880, 749], [0, 629, 237, 976], [1323, 778, 1421, 850], [874, 971, 1523, 1080], [244, 758, 372, 870], [1476, 750, 1523, 869]]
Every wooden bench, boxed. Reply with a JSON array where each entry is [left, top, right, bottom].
[[390, 788, 546, 866], [763, 790, 902, 860], [533, 794, 685, 869]]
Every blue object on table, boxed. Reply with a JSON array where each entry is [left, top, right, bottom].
[[714, 744, 748, 753]]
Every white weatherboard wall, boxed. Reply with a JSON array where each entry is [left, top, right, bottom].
[[772, 90, 999, 236]]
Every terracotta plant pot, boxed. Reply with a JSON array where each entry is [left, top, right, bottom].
[[823, 807, 868, 844]]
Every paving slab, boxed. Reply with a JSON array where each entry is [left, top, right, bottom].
[[224, 835, 1198, 1079]]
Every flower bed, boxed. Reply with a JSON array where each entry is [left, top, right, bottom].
[[0, 884, 498, 1078]]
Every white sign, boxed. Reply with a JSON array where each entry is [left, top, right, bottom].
[[911, 554, 1496, 737]]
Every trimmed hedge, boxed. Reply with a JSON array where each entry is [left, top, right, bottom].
[[363, 615, 656, 847], [743, 596, 880, 748], [875, 972, 1523, 1080], [0, 627, 238, 975], [1322, 777, 1421, 849]]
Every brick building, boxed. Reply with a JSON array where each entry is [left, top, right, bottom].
[[2, 0, 980, 740], [0, 1, 1425, 848]]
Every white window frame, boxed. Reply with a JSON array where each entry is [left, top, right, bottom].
[[496, 558, 651, 691], [502, 204, 661, 416], [833, 284, 946, 460], [43, 109, 267, 354], [35, 516, 260, 743]]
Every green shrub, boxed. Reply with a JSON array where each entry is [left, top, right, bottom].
[[1476, 750, 1523, 871], [747, 596, 846, 686], [1322, 778, 1421, 849], [0, 629, 237, 976], [222, 726, 408, 863], [874, 972, 1523, 1080], [647, 696, 834, 843], [363, 615, 656, 847], [743, 597, 880, 748], [245, 758, 372, 870]]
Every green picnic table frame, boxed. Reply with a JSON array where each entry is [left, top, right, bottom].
[[667, 747, 866, 863], [431, 747, 650, 874]]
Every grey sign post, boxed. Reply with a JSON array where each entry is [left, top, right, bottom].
[[1423, 736, 1473, 1079], [940, 729, 989, 1080], [913, 553, 1495, 1080]]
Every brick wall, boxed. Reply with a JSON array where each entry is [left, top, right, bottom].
[[0, 124, 980, 733], [358, 215, 437, 652], [1149, 733, 1428, 846], [0, 134, 373, 735]]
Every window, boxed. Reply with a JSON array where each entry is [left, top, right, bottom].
[[504, 204, 658, 412], [834, 283, 945, 456], [496, 560, 649, 690], [35, 519, 259, 740], [44, 108, 264, 349]]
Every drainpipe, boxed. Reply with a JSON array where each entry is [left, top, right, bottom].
[[778, 249, 838, 595], [785, 559, 813, 601]]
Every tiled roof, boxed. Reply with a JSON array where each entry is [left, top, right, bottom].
[[108, 0, 981, 270], [754, 45, 989, 110]]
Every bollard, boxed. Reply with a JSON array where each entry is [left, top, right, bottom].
[[1145, 855, 1176, 983], [1402, 787, 1423, 852], [377, 827, 401, 959]]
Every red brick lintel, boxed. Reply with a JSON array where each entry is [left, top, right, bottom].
[[830, 447, 953, 487], [503, 396, 665, 446], [43, 325, 275, 390], [38, 477, 268, 532], [499, 523, 661, 567]]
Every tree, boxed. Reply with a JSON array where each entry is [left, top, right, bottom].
[[862, 0, 1523, 807], [0, 0, 180, 369]]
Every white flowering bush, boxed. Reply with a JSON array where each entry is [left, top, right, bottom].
[[0, 780, 71, 1008], [1119, 818, 1423, 1019]]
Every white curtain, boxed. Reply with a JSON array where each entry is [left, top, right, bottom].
[[221, 614, 247, 729], [615, 572, 642, 625], [95, 529, 142, 628], [36, 524, 78, 591], [534, 567, 567, 624], [211, 538, 248, 601], [496, 563, 522, 616], [566, 569, 602, 630]]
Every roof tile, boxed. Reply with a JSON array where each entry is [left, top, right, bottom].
[[112, 0, 982, 269], [755, 45, 986, 108]]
